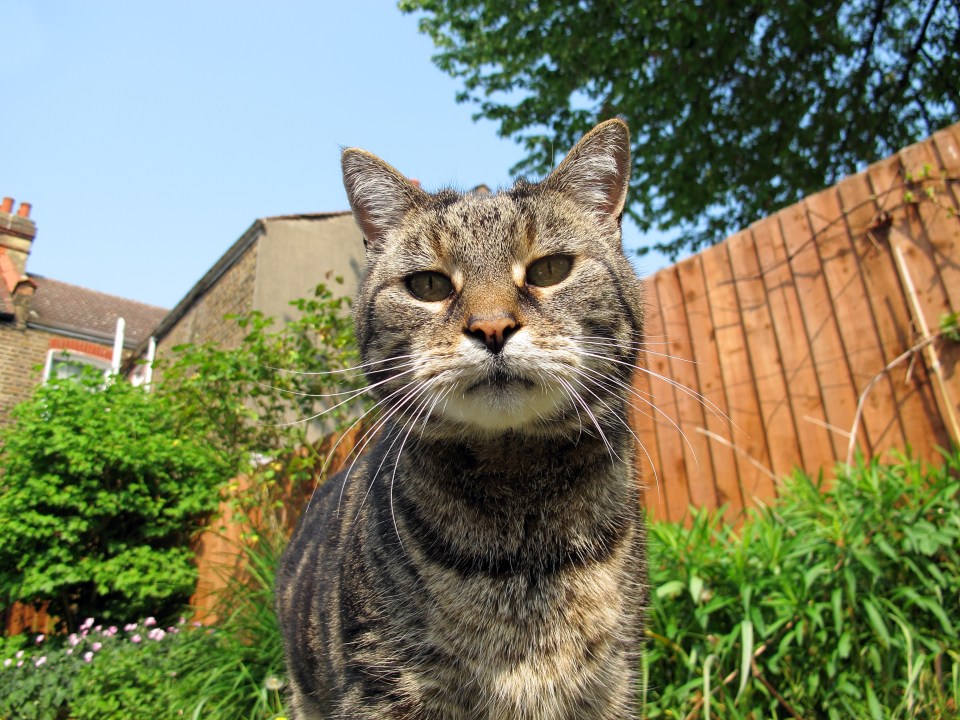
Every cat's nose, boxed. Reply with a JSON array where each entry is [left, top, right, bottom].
[[466, 314, 519, 354]]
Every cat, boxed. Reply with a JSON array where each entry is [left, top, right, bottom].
[[275, 119, 647, 719]]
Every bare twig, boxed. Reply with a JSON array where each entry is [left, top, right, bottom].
[[696, 427, 778, 483], [845, 330, 947, 466], [752, 659, 806, 720]]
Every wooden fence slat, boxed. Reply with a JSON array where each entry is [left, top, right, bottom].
[[896, 139, 960, 445], [900, 139, 960, 312], [676, 255, 744, 518], [837, 169, 943, 459], [630, 347, 662, 518], [638, 280, 683, 521], [701, 241, 775, 507], [805, 186, 906, 456], [655, 267, 718, 512], [726, 229, 795, 487], [752, 215, 835, 473], [646, 276, 696, 521], [867, 154, 954, 452], [777, 204, 861, 462]]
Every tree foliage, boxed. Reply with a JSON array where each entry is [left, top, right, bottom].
[[401, 0, 960, 256]]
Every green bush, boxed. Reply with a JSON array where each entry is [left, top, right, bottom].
[[644, 449, 960, 719], [0, 371, 230, 631]]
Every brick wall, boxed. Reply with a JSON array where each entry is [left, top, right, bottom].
[[155, 239, 259, 360], [0, 325, 54, 427]]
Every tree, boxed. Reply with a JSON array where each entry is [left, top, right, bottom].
[[400, 0, 960, 256]]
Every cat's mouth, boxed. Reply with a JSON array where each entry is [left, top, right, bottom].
[[464, 367, 535, 394]]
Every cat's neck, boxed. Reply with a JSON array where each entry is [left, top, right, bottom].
[[391, 424, 634, 508]]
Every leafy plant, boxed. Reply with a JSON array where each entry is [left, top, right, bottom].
[[0, 616, 199, 720], [0, 370, 229, 631], [644, 449, 960, 718], [155, 280, 365, 535]]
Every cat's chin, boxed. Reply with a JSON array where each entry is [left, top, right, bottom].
[[434, 381, 569, 433]]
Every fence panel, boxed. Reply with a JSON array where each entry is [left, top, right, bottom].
[[636, 124, 960, 522]]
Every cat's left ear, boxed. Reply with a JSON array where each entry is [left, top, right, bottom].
[[341, 148, 427, 253], [544, 119, 631, 223]]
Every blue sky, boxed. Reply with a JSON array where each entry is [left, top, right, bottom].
[[4, 1, 670, 309]]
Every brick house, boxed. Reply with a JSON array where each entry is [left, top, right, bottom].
[[143, 210, 365, 361], [0, 197, 168, 428]]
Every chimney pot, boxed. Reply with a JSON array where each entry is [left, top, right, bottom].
[[17, 202, 31, 218], [409, 178, 421, 188], [1, 197, 13, 213]]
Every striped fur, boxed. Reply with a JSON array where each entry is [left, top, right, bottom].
[[276, 120, 647, 719]]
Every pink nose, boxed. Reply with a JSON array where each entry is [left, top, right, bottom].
[[466, 314, 519, 354]]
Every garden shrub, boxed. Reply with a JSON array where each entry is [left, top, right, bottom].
[[0, 617, 203, 720], [0, 371, 229, 631], [644, 449, 960, 719]]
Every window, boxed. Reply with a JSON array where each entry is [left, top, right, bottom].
[[42, 350, 111, 384]]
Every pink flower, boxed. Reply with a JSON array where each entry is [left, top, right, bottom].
[[16, 660, 23, 668], [81, 617, 94, 631], [147, 628, 166, 641], [66, 649, 73, 656], [35, 634, 45, 644], [144, 616, 156, 627], [15, 650, 24, 659], [91, 642, 102, 652], [3, 659, 11, 667], [124, 623, 138, 632], [178, 616, 186, 625], [131, 634, 142, 643], [83, 652, 93, 663], [107, 626, 118, 636], [35, 656, 46, 667], [68, 634, 80, 647]]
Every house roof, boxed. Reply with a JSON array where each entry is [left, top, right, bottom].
[[27, 275, 168, 348], [142, 210, 354, 350]]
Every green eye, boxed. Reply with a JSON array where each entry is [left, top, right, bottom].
[[526, 255, 573, 287], [406, 271, 453, 302]]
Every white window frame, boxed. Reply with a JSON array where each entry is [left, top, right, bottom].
[[42, 349, 112, 384]]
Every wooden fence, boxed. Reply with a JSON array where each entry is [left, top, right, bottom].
[[633, 122, 960, 523]]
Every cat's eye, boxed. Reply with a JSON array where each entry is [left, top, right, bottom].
[[406, 271, 453, 302], [526, 255, 573, 287]]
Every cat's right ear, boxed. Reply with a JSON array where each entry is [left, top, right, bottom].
[[341, 149, 426, 253]]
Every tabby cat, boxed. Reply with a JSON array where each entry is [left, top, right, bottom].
[[276, 119, 647, 719]]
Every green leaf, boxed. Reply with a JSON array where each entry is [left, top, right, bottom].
[[735, 620, 753, 703], [655, 580, 685, 600]]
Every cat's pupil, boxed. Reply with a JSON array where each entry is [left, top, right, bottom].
[[526, 254, 572, 287], [406, 271, 452, 302]]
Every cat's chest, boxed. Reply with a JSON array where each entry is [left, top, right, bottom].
[[412, 560, 630, 716]]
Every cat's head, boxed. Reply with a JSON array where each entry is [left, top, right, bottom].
[[342, 120, 643, 439]]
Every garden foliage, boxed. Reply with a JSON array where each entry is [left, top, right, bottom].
[[0, 371, 228, 631], [0, 281, 362, 633], [644, 450, 960, 718]]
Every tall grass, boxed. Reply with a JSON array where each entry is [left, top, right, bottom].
[[171, 534, 288, 720]]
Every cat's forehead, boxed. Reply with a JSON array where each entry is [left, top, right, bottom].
[[397, 187, 577, 270]]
